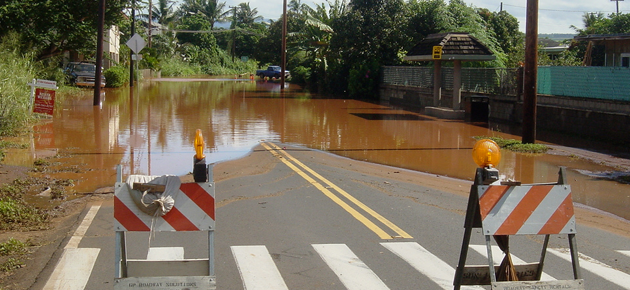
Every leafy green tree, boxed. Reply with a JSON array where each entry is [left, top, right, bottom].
[[153, 0, 178, 26], [571, 12, 607, 36], [404, 0, 451, 49], [180, 0, 229, 29], [288, 1, 345, 90], [150, 0, 180, 58], [0, 0, 128, 60], [176, 13, 220, 69], [328, 0, 407, 98], [252, 19, 283, 65], [477, 9, 522, 55], [222, 3, 267, 61], [234, 3, 264, 26], [573, 12, 630, 35], [177, 14, 216, 48], [445, 0, 505, 67], [289, 0, 311, 15]]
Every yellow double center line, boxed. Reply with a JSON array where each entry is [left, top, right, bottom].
[[260, 142, 412, 240]]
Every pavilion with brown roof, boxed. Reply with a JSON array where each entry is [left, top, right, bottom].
[[404, 33, 496, 114]]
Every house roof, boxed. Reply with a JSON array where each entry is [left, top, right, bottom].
[[574, 33, 630, 42], [404, 32, 496, 61], [540, 45, 569, 54]]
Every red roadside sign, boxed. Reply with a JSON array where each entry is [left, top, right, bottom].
[[33, 88, 55, 116]]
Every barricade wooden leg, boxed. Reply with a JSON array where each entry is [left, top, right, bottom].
[[454, 169, 483, 290], [537, 234, 550, 280], [453, 218, 472, 290], [115, 231, 128, 278], [486, 235, 497, 283], [208, 230, 215, 276], [569, 233, 582, 279]]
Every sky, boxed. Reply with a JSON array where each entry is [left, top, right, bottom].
[[198, 0, 627, 34]]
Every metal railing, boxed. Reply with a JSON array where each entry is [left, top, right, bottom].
[[383, 65, 630, 102], [382, 66, 520, 96]]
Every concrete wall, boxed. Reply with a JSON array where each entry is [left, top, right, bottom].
[[380, 84, 630, 145]]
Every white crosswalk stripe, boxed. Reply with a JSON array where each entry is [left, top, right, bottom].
[[548, 248, 630, 289], [313, 244, 390, 290], [381, 242, 483, 290], [229, 243, 630, 290], [469, 244, 555, 281], [231, 245, 289, 290]]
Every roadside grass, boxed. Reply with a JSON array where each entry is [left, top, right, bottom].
[[0, 238, 33, 273], [0, 33, 37, 137], [0, 188, 49, 231], [473, 136, 549, 154], [0, 162, 74, 231]]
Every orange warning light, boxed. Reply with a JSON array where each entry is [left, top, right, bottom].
[[472, 139, 501, 168], [194, 129, 205, 160]]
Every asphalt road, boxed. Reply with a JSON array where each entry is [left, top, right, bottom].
[[33, 143, 630, 290]]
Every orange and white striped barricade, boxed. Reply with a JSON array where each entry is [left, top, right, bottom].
[[113, 165, 216, 290], [453, 167, 584, 290]]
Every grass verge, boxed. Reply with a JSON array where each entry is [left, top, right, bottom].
[[0, 238, 32, 273], [473, 136, 549, 154]]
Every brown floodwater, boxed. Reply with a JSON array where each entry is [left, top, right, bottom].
[[4, 77, 629, 220]]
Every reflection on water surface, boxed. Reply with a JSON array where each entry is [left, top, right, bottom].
[[8, 78, 629, 220]]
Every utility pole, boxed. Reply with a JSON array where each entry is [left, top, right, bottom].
[[500, 2, 503, 12], [94, 0, 105, 106], [229, 6, 237, 62], [148, 0, 152, 47], [130, 0, 135, 87], [611, 0, 622, 14], [281, 0, 287, 89], [522, 0, 538, 144]]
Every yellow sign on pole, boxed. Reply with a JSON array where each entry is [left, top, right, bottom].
[[432, 46, 442, 59]]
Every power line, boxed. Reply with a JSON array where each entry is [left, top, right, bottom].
[[502, 3, 626, 13]]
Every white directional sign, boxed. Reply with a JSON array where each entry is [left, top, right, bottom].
[[126, 33, 146, 54]]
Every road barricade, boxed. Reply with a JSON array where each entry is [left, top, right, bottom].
[[453, 166, 584, 289], [113, 165, 216, 290]]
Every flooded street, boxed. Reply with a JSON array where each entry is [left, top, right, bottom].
[[5, 78, 629, 220]]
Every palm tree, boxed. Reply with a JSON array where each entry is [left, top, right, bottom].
[[152, 0, 178, 27], [234, 3, 263, 27], [289, 0, 345, 62], [288, 0, 346, 90], [181, 0, 229, 29], [571, 12, 606, 35]]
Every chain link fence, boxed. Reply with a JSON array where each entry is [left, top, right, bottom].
[[383, 66, 630, 102], [538, 66, 630, 101], [382, 66, 520, 96]]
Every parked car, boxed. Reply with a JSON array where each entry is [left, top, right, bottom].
[[63, 62, 106, 87], [256, 66, 290, 79]]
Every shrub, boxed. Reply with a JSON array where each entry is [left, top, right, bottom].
[[35, 56, 66, 85], [348, 60, 380, 99], [139, 47, 161, 71], [0, 32, 36, 136], [290, 66, 311, 85], [160, 57, 202, 77], [0, 238, 29, 256], [0, 198, 47, 230], [473, 136, 549, 154], [103, 65, 128, 88]]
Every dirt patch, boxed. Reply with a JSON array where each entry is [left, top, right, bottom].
[[0, 164, 92, 290]]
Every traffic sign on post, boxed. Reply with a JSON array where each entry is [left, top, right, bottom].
[[432, 46, 442, 60], [126, 33, 146, 54]]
